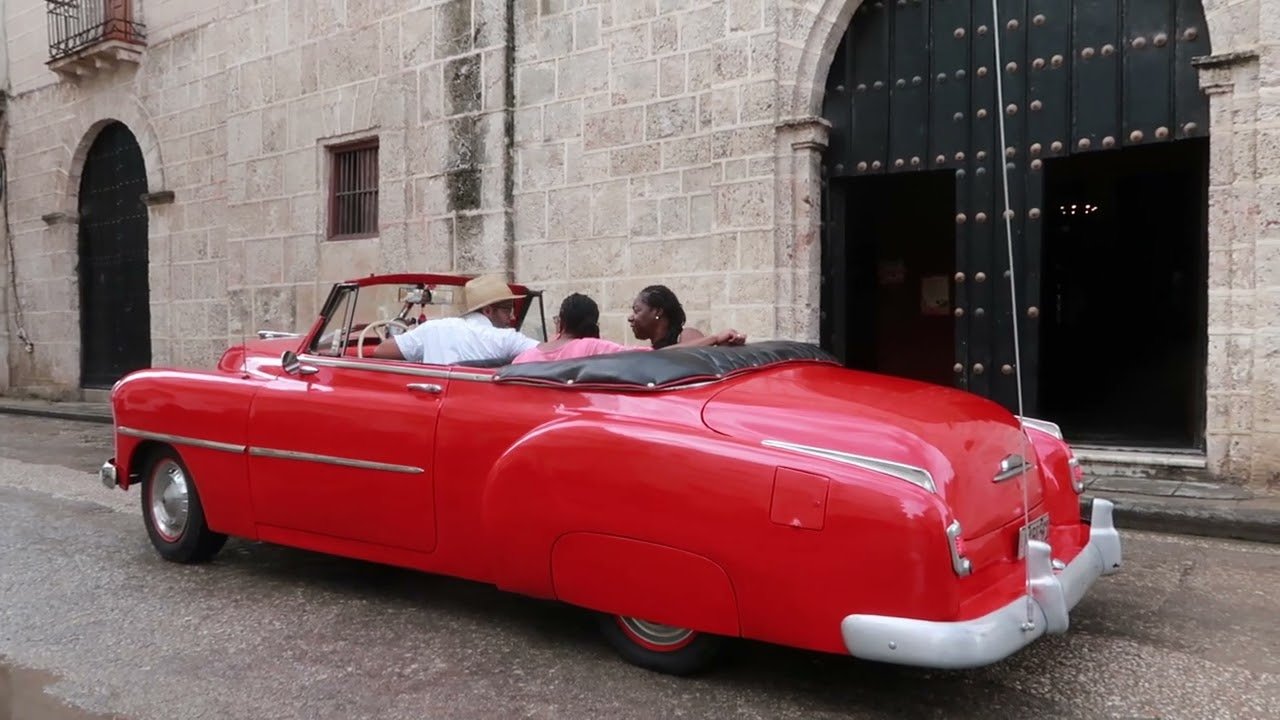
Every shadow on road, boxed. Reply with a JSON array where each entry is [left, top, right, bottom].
[[211, 538, 1072, 717]]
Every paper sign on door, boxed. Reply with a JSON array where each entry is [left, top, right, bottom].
[[920, 275, 951, 316]]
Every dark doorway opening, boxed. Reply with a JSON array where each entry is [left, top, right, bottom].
[[1039, 139, 1208, 448], [78, 122, 151, 389], [825, 170, 957, 387]]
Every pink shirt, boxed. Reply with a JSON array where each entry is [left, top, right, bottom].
[[511, 337, 649, 364]]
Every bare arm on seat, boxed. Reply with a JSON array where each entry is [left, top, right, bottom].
[[372, 338, 406, 360]]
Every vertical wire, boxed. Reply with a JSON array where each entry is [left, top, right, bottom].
[[988, 0, 1036, 626]]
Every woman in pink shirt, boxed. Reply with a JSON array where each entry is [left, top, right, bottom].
[[511, 293, 744, 364]]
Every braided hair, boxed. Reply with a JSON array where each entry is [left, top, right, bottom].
[[638, 285, 686, 349], [558, 293, 601, 339]]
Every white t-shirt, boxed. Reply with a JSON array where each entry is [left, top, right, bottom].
[[391, 312, 538, 365]]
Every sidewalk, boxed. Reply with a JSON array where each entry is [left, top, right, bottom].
[[0, 396, 111, 424], [2, 394, 1278, 544], [1080, 476, 1280, 545]]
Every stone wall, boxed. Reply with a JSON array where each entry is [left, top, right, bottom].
[[0, 105, 9, 392], [0, 0, 517, 396], [2, 15, 218, 397], [1196, 0, 1280, 488], [511, 0, 782, 342], [0, 0, 1277, 488]]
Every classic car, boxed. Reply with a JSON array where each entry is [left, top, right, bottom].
[[101, 272, 1122, 675]]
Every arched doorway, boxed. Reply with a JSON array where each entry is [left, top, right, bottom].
[[821, 0, 1211, 449], [78, 121, 151, 389]]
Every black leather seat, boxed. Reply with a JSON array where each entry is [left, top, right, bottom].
[[493, 341, 837, 390]]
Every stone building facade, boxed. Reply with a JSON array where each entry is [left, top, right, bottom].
[[0, 0, 1277, 490]]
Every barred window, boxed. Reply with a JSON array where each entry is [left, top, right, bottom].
[[327, 139, 379, 239]]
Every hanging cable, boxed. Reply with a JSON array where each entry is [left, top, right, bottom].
[[987, 0, 1036, 627], [1, 123, 35, 354]]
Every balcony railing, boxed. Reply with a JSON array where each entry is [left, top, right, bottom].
[[46, 0, 146, 64]]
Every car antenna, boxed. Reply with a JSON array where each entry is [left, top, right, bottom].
[[990, 0, 1035, 628]]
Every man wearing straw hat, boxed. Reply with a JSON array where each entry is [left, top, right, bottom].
[[373, 274, 539, 364]]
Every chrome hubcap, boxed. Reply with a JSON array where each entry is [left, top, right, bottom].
[[619, 617, 694, 647], [150, 460, 190, 541]]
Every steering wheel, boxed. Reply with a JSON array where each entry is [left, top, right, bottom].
[[356, 318, 410, 358]]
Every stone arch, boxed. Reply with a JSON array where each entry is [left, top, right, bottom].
[[788, 0, 1222, 125], [58, 96, 165, 217], [786, 0, 868, 123], [772, 0, 869, 346]]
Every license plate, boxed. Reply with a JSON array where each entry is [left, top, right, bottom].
[[1016, 514, 1050, 559]]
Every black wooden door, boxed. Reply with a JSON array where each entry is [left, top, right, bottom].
[[78, 121, 151, 389], [821, 0, 1210, 419]]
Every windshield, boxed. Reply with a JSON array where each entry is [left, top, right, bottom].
[[303, 281, 546, 359]]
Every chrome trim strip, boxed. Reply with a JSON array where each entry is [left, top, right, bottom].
[[451, 370, 498, 382], [1017, 415, 1063, 440], [302, 354, 452, 379], [300, 354, 496, 383], [994, 453, 1030, 483], [249, 447, 424, 475], [118, 426, 246, 454], [257, 330, 302, 340], [762, 440, 936, 493], [1068, 457, 1085, 493]]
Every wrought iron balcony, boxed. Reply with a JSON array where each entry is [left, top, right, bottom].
[[46, 0, 146, 76]]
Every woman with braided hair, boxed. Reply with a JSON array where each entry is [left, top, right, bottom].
[[628, 285, 744, 350]]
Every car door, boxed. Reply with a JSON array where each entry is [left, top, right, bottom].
[[245, 356, 447, 554]]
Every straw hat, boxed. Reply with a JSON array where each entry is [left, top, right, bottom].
[[463, 274, 525, 314]]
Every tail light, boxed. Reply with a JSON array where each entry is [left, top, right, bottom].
[[945, 520, 972, 577], [1068, 456, 1084, 493]]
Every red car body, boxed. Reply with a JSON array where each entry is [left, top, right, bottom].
[[101, 273, 1122, 673]]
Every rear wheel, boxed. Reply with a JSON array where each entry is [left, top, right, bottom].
[[597, 614, 724, 675], [140, 447, 227, 563]]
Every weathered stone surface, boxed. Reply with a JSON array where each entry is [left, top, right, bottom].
[[583, 106, 645, 149], [2, 0, 1278, 492]]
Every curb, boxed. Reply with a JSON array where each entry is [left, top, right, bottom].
[[0, 404, 112, 425], [1083, 495, 1280, 545]]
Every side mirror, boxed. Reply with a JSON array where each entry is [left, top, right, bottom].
[[281, 350, 318, 376]]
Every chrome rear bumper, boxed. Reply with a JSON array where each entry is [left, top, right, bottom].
[[841, 498, 1122, 669], [100, 458, 119, 489]]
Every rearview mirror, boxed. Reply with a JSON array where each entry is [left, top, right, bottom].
[[281, 350, 318, 376]]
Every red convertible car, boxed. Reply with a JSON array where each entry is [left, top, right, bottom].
[[101, 273, 1122, 675]]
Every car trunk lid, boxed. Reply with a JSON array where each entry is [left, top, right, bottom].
[[701, 364, 1044, 539]]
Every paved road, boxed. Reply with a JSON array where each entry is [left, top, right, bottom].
[[1, 414, 1278, 720]]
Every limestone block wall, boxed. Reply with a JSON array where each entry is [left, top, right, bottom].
[[0, 0, 515, 396], [2, 13, 223, 397], [1195, 0, 1280, 487], [0, 0, 1277, 488], [511, 0, 782, 343], [1, 6, 10, 391], [220, 0, 515, 345]]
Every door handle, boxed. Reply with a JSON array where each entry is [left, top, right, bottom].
[[406, 383, 443, 394]]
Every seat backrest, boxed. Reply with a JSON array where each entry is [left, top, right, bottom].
[[454, 355, 515, 369]]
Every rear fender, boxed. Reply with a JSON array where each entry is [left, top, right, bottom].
[[481, 418, 751, 633]]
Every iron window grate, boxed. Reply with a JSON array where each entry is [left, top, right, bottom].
[[328, 139, 380, 240]]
